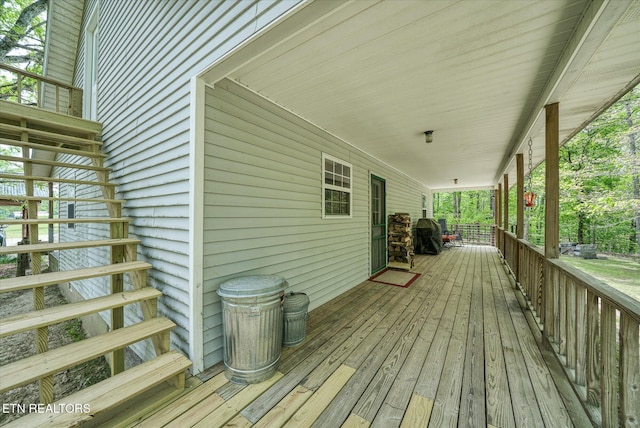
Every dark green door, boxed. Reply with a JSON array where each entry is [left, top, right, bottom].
[[371, 175, 386, 274]]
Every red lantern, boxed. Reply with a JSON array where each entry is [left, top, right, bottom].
[[524, 191, 536, 207]]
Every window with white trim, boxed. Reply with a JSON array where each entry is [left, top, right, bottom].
[[322, 153, 352, 218]]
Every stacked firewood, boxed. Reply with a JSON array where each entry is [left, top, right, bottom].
[[388, 213, 414, 268]]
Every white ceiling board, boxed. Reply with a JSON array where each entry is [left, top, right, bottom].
[[202, 0, 640, 190]]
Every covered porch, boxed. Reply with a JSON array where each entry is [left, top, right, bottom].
[[125, 245, 590, 427]]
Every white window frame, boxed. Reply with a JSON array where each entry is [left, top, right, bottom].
[[83, 4, 99, 120], [322, 153, 353, 219]]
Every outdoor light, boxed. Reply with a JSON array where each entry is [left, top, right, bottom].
[[424, 130, 434, 143]]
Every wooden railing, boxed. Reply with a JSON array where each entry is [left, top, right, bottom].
[[449, 223, 496, 246], [498, 227, 640, 427], [0, 63, 82, 117]]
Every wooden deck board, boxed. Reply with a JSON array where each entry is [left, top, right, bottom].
[[128, 246, 590, 428], [488, 250, 545, 427], [371, 251, 459, 427], [429, 246, 475, 427], [458, 247, 486, 427]]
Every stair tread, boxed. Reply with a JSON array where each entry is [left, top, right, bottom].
[[0, 238, 141, 256], [0, 287, 162, 337], [0, 154, 110, 172], [0, 137, 107, 158], [0, 317, 176, 393], [0, 123, 102, 146], [0, 261, 152, 293], [3, 350, 191, 428], [0, 173, 116, 187], [1, 217, 131, 225]]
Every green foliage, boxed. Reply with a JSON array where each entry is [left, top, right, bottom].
[[0, 0, 47, 103], [433, 190, 495, 226], [64, 318, 86, 342], [0, 144, 23, 174]]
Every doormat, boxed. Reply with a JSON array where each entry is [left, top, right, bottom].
[[369, 268, 421, 288]]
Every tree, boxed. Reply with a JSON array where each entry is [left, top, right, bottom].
[[0, 0, 47, 102]]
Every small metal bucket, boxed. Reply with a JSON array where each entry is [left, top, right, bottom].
[[282, 292, 310, 347]]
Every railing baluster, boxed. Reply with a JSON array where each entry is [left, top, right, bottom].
[[601, 302, 618, 427], [575, 283, 587, 386], [559, 271, 567, 354], [567, 278, 577, 373], [587, 290, 601, 406], [619, 314, 639, 428]]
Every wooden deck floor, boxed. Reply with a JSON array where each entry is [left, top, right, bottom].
[[128, 245, 591, 428]]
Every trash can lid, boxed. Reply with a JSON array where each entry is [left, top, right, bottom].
[[283, 292, 310, 309], [217, 275, 288, 298]]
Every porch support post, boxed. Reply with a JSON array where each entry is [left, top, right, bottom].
[[545, 103, 560, 259], [503, 173, 509, 231], [516, 153, 524, 284], [497, 183, 502, 228], [544, 102, 560, 338], [516, 154, 524, 240], [494, 189, 499, 226], [497, 183, 502, 252]]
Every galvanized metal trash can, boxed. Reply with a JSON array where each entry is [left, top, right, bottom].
[[217, 275, 288, 384], [282, 292, 310, 347]]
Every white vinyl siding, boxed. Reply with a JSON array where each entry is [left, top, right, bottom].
[[42, 0, 84, 113], [59, 0, 301, 365], [202, 79, 430, 367]]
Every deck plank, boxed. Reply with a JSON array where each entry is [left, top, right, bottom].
[[490, 254, 575, 428], [487, 250, 545, 427], [283, 364, 355, 427], [191, 372, 283, 427], [412, 248, 467, 403], [429, 246, 475, 427], [481, 249, 516, 428], [253, 385, 313, 427], [366, 250, 460, 427], [370, 251, 460, 427], [458, 246, 486, 427], [134, 372, 228, 427]]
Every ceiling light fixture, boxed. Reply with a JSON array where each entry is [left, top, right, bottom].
[[424, 130, 434, 143]]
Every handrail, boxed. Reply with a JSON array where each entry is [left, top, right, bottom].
[[548, 258, 640, 324], [498, 231, 640, 427], [0, 63, 82, 117]]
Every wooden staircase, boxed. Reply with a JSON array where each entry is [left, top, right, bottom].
[[0, 101, 191, 426]]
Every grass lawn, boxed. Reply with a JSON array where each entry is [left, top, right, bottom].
[[560, 255, 640, 302]]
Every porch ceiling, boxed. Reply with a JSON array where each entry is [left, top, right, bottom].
[[202, 0, 640, 191]]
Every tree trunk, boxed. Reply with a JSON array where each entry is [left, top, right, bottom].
[[453, 192, 461, 220], [625, 100, 640, 253], [577, 210, 585, 244], [0, 0, 48, 62]]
